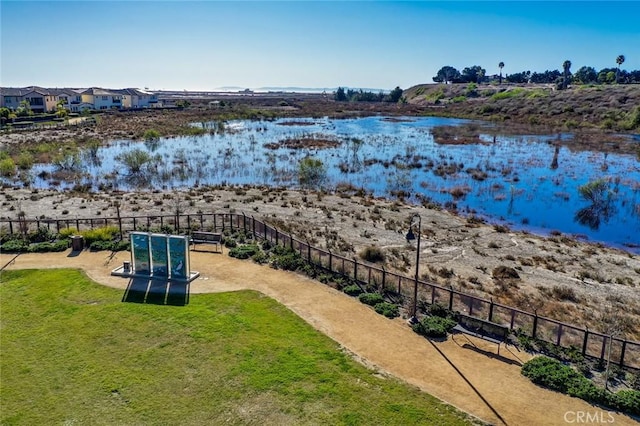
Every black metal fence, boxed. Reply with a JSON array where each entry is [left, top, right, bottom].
[[2, 211, 638, 370]]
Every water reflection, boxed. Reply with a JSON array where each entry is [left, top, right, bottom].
[[6, 116, 640, 251]]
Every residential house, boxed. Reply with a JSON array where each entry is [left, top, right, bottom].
[[22, 87, 58, 113], [1, 86, 158, 112], [0, 87, 26, 110], [81, 88, 124, 110], [116, 88, 160, 108]]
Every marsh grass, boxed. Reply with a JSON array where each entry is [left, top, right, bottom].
[[1, 269, 477, 426]]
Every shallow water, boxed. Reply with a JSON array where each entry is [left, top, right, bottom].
[[18, 116, 640, 251]]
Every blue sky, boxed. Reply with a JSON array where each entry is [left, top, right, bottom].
[[1, 1, 639, 91]]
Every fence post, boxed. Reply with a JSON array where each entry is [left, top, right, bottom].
[[468, 296, 473, 316], [289, 233, 293, 251], [448, 286, 454, 311], [510, 309, 516, 330], [242, 212, 247, 233], [353, 258, 358, 282], [199, 213, 203, 229], [230, 214, 233, 232], [252, 216, 256, 237], [9, 221, 13, 235], [488, 298, 495, 322], [117, 205, 122, 236], [187, 215, 191, 231], [328, 250, 332, 271], [582, 328, 589, 355], [619, 340, 627, 367], [133, 217, 137, 231], [75, 218, 80, 230], [275, 228, 279, 245], [307, 240, 311, 262], [556, 324, 563, 346], [532, 310, 539, 339], [381, 266, 386, 292], [214, 214, 217, 232]]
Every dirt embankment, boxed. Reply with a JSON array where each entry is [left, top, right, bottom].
[[404, 83, 640, 135]]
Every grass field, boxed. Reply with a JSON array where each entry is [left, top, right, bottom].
[[0, 269, 480, 425]]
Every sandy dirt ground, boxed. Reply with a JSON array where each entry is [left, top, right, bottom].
[[2, 250, 637, 426]]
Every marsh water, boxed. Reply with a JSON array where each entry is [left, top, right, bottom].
[[20, 116, 640, 251]]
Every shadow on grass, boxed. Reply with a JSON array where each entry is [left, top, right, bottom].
[[122, 277, 189, 306]]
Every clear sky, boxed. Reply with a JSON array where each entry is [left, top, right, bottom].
[[1, 1, 639, 91]]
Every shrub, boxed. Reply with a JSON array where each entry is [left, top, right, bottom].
[[359, 245, 385, 263], [358, 292, 385, 306], [492, 265, 520, 280], [271, 250, 305, 271], [80, 226, 119, 245], [89, 240, 128, 252], [374, 302, 400, 318], [29, 226, 56, 243], [251, 251, 269, 264], [228, 244, 260, 260], [223, 237, 237, 248], [343, 284, 363, 297], [427, 302, 454, 319], [143, 129, 161, 140], [521, 356, 640, 416], [412, 316, 457, 338], [28, 240, 69, 253], [1, 239, 28, 252], [0, 157, 16, 177]]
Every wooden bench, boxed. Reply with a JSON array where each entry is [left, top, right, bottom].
[[190, 231, 223, 253], [453, 313, 510, 354]]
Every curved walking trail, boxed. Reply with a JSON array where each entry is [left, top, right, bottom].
[[2, 251, 637, 426]]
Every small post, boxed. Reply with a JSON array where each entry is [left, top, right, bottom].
[[532, 310, 539, 339], [582, 328, 589, 355], [488, 298, 495, 322]]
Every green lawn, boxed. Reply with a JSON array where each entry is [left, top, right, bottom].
[[0, 269, 480, 425]]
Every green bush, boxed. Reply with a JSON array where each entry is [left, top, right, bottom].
[[89, 240, 129, 252], [28, 240, 69, 253], [251, 251, 269, 264], [427, 302, 454, 318], [29, 226, 56, 243], [271, 251, 305, 271], [374, 302, 399, 318], [412, 316, 457, 338], [0, 157, 16, 177], [522, 356, 640, 416], [80, 226, 119, 245], [143, 129, 161, 140], [358, 292, 385, 306], [1, 239, 28, 252], [343, 284, 363, 297], [228, 244, 259, 260]]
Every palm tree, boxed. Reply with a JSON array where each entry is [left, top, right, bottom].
[[562, 60, 572, 90], [498, 62, 504, 84], [616, 54, 625, 83]]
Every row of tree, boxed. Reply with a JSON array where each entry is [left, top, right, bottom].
[[432, 55, 638, 86], [334, 86, 404, 102]]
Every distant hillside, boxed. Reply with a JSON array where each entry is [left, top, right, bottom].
[[404, 83, 640, 133]]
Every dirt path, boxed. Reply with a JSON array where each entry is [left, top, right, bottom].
[[2, 250, 637, 426]]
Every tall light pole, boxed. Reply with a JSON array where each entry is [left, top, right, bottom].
[[406, 213, 421, 324]]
